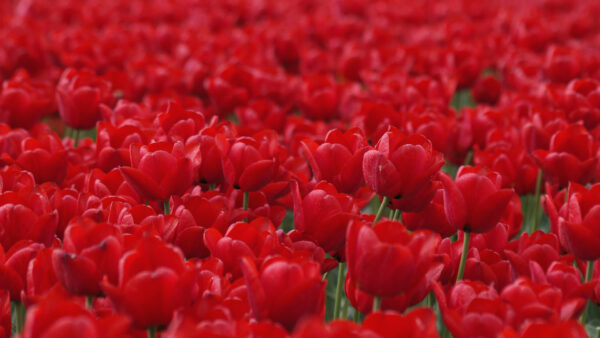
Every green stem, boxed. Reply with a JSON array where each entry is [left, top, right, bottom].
[[529, 169, 543, 234], [86, 295, 93, 310], [373, 196, 389, 225], [456, 231, 471, 282], [580, 260, 594, 325], [73, 128, 80, 148], [372, 296, 382, 312], [464, 150, 473, 166], [392, 209, 400, 221], [353, 307, 360, 322], [162, 200, 170, 215], [342, 295, 349, 319], [426, 291, 432, 308], [11, 301, 25, 334], [333, 263, 345, 319], [243, 191, 249, 222], [147, 326, 157, 338]]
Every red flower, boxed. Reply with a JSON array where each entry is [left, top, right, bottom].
[[186, 129, 230, 185], [558, 194, 600, 260], [291, 181, 355, 254], [15, 132, 68, 184], [299, 74, 339, 120], [155, 101, 205, 142], [472, 74, 502, 105], [501, 321, 587, 338], [440, 167, 513, 233], [101, 236, 196, 328], [22, 287, 130, 338], [120, 141, 194, 202], [362, 129, 444, 212], [203, 217, 280, 278], [362, 308, 439, 338], [403, 188, 456, 238], [0, 70, 55, 129], [52, 218, 123, 296], [533, 124, 597, 188], [434, 280, 509, 338], [0, 241, 43, 301], [223, 135, 278, 192], [346, 219, 440, 297], [0, 201, 58, 251], [0, 290, 8, 337], [301, 128, 368, 194], [241, 255, 326, 331], [96, 122, 151, 172], [56, 68, 115, 130]]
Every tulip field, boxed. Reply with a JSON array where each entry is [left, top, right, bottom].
[[2, 0, 600, 337]]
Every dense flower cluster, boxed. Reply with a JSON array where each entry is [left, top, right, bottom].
[[1, 0, 600, 337]]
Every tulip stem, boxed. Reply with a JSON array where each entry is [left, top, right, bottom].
[[11, 301, 25, 334], [243, 191, 249, 211], [147, 326, 157, 338], [372, 296, 382, 312], [342, 295, 349, 319], [86, 295, 93, 310], [456, 231, 471, 282], [373, 196, 389, 225], [529, 169, 543, 234], [580, 260, 594, 324], [243, 191, 249, 222], [333, 263, 345, 319], [73, 128, 80, 148], [464, 150, 473, 166], [392, 209, 400, 221], [163, 200, 170, 215], [353, 308, 360, 322]]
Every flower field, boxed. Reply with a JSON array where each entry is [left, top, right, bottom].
[[2, 0, 600, 337]]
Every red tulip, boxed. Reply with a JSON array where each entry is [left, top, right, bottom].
[[241, 255, 326, 331], [0, 290, 8, 338], [501, 321, 587, 338], [22, 286, 130, 338], [362, 308, 439, 338], [52, 219, 123, 296], [346, 219, 441, 297], [96, 122, 151, 172], [558, 194, 600, 260], [0, 241, 43, 301], [363, 129, 444, 212], [292, 317, 363, 338], [0, 202, 58, 251], [533, 124, 597, 188], [223, 135, 278, 192], [301, 128, 368, 194], [299, 74, 339, 120], [203, 217, 280, 278], [472, 74, 502, 105], [291, 180, 355, 253], [101, 236, 196, 328], [0, 69, 55, 129], [440, 167, 513, 233], [433, 280, 510, 338], [120, 141, 194, 202], [403, 188, 456, 238], [155, 101, 205, 142], [186, 129, 230, 185], [15, 132, 68, 184], [56, 68, 115, 130]]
